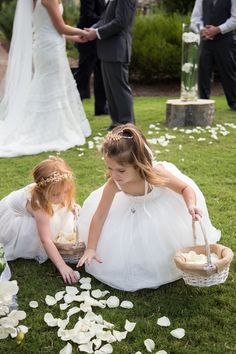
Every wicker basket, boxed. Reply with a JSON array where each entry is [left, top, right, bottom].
[[54, 212, 85, 264], [174, 219, 234, 287], [54, 240, 85, 264]]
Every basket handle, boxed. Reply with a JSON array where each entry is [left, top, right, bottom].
[[73, 210, 80, 246], [192, 217, 212, 266]]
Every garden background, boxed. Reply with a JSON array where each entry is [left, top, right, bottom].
[[0, 1, 235, 353]]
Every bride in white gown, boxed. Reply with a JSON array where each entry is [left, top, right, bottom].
[[0, 0, 91, 157]]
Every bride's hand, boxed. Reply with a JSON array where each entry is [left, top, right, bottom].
[[77, 248, 102, 267]]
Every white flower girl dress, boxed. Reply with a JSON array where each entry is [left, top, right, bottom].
[[78, 162, 221, 291], [0, 184, 76, 263]]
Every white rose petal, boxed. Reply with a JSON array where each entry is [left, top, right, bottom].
[[157, 316, 171, 327], [78, 342, 93, 353], [60, 303, 69, 311], [80, 282, 92, 290], [98, 343, 113, 353], [134, 352, 142, 354], [29, 301, 38, 308], [93, 338, 102, 350], [106, 296, 120, 308], [112, 330, 127, 341], [66, 286, 79, 295], [144, 338, 155, 352], [67, 306, 80, 317], [59, 342, 73, 354], [124, 319, 136, 332], [64, 294, 76, 304], [120, 300, 133, 309], [16, 325, 28, 334], [91, 289, 110, 299], [155, 351, 167, 354], [0, 326, 9, 339], [44, 313, 58, 327], [55, 291, 65, 301], [8, 310, 27, 321], [79, 277, 92, 284], [74, 270, 80, 280], [170, 328, 185, 339], [45, 295, 57, 306]]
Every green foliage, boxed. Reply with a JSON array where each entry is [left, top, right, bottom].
[[0, 0, 16, 42], [0, 96, 236, 353], [130, 13, 189, 82], [162, 0, 195, 15]]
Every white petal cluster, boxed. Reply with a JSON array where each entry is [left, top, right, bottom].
[[42, 281, 136, 352], [182, 251, 219, 264], [182, 62, 194, 74], [0, 280, 28, 340]]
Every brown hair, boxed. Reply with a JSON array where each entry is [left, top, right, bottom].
[[30, 156, 75, 216], [102, 124, 166, 186]]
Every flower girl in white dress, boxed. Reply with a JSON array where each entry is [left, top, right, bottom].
[[78, 124, 221, 291], [0, 157, 79, 284], [0, 0, 91, 157]]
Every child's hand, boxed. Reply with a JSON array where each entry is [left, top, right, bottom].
[[77, 248, 102, 267], [60, 264, 79, 284], [72, 203, 81, 216], [188, 205, 203, 221]]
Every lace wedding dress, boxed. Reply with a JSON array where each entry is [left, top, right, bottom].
[[0, 0, 91, 157]]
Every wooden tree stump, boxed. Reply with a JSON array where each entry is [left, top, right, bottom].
[[165, 99, 215, 127]]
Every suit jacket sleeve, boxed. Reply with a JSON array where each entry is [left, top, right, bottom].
[[95, 0, 137, 39]]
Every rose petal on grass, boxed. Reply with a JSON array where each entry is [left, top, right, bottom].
[[79, 277, 92, 284], [80, 282, 92, 290], [29, 301, 38, 308], [98, 343, 113, 353], [55, 291, 65, 301], [78, 342, 93, 353], [120, 301, 133, 309], [112, 330, 127, 341], [170, 328, 185, 339], [155, 351, 167, 354], [65, 286, 79, 295], [157, 316, 170, 327], [59, 342, 73, 354], [44, 313, 58, 327], [60, 303, 69, 311], [124, 319, 136, 332], [45, 295, 57, 306], [144, 338, 155, 352], [91, 289, 110, 299], [106, 296, 120, 308]]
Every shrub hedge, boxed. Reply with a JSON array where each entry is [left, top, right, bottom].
[[130, 13, 189, 82]]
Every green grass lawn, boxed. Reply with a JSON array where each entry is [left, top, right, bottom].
[[0, 96, 235, 354]]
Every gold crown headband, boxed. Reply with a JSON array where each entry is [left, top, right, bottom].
[[37, 172, 72, 187], [105, 131, 133, 142]]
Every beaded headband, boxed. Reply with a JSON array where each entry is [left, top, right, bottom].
[[105, 131, 133, 142], [37, 172, 72, 187]]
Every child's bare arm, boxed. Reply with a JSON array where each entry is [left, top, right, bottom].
[[78, 178, 118, 267], [155, 165, 202, 220], [34, 209, 78, 284]]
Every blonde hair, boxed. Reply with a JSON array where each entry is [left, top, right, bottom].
[[102, 124, 166, 186], [30, 156, 75, 216]]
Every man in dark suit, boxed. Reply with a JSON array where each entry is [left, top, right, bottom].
[[191, 0, 236, 111], [80, 0, 138, 130], [74, 0, 108, 116]]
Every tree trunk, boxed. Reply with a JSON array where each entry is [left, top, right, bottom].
[[165, 99, 215, 127]]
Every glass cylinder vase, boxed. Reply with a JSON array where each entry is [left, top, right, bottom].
[[180, 23, 200, 101]]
